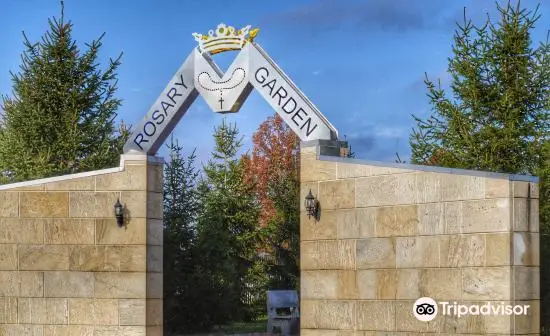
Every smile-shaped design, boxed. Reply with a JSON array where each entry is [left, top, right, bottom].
[[197, 68, 246, 92]]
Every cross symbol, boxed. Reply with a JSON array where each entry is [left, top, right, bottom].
[[218, 93, 224, 109]]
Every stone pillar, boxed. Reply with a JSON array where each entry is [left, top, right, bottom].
[[0, 154, 164, 335], [299, 140, 540, 335]]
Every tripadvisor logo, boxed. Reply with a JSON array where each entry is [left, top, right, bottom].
[[413, 297, 530, 322]]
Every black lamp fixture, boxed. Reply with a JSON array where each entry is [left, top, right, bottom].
[[304, 189, 319, 220], [114, 198, 124, 227]]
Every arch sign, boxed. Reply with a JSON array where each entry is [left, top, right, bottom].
[[123, 24, 339, 155]]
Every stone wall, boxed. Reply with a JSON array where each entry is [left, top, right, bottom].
[[0, 154, 163, 336], [299, 141, 540, 335]]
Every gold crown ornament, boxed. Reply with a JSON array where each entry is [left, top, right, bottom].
[[192, 23, 259, 55]]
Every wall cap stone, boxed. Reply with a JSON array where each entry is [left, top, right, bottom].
[[318, 155, 539, 182], [0, 155, 165, 190]]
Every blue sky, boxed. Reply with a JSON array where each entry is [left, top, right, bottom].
[[1, 0, 549, 165]]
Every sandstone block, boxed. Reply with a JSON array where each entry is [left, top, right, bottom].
[[301, 241, 319, 270], [69, 298, 118, 325], [356, 238, 395, 269], [415, 172, 442, 204], [486, 233, 511, 266], [44, 325, 94, 336], [119, 299, 146, 326], [96, 218, 146, 245], [0, 219, 44, 244], [513, 181, 530, 198], [514, 198, 529, 231], [513, 232, 539, 266], [18, 298, 68, 324], [0, 244, 17, 270], [146, 246, 162, 273], [337, 270, 358, 300], [146, 326, 163, 336], [301, 210, 338, 241], [375, 270, 397, 300], [529, 182, 539, 199], [8, 184, 44, 191], [514, 267, 539, 300], [354, 208, 376, 238], [485, 178, 510, 198], [356, 300, 395, 331], [369, 166, 414, 176], [69, 192, 119, 217], [96, 164, 147, 191], [95, 272, 146, 299], [356, 270, 376, 299], [417, 202, 444, 235], [440, 174, 485, 202], [462, 198, 511, 233], [0, 192, 18, 217], [147, 219, 163, 246], [146, 273, 163, 299], [376, 205, 418, 237], [318, 179, 355, 210], [396, 269, 420, 299], [420, 268, 462, 300], [396, 236, 439, 268], [19, 245, 70, 271], [45, 218, 95, 244], [336, 163, 369, 179], [146, 192, 163, 219], [529, 200, 539, 232], [462, 267, 511, 300], [317, 240, 355, 270], [44, 177, 95, 191], [146, 298, 163, 326], [0, 325, 44, 336], [120, 246, 146, 272], [44, 271, 94, 298], [0, 271, 43, 297], [301, 299, 355, 330], [70, 246, 120, 272], [93, 326, 146, 336], [514, 300, 539, 334], [356, 174, 416, 207], [444, 201, 464, 234], [20, 192, 68, 217], [440, 234, 485, 267], [0, 297, 18, 323], [300, 157, 337, 182], [147, 164, 164, 193]]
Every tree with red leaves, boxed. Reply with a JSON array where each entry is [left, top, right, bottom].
[[243, 113, 300, 289], [243, 114, 299, 227]]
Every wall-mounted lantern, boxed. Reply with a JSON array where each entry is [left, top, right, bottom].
[[304, 189, 319, 220], [114, 199, 124, 227]]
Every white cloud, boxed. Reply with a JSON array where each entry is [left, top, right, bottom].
[[374, 125, 405, 138], [312, 70, 321, 76]]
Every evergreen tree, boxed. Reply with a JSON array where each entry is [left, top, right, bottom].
[[410, 2, 549, 173], [193, 119, 260, 328], [408, 0, 549, 327], [0, 2, 129, 183], [263, 167, 300, 290], [163, 136, 200, 334]]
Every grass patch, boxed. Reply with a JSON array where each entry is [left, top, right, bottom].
[[214, 318, 267, 334]]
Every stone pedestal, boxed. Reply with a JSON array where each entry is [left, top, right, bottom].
[[0, 154, 164, 335], [300, 140, 540, 335]]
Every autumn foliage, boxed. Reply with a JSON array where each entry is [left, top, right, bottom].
[[243, 114, 299, 227]]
